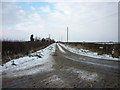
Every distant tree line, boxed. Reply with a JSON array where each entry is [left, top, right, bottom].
[[30, 34, 55, 43]]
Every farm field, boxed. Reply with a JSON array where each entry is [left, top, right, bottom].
[[2, 41, 54, 64]]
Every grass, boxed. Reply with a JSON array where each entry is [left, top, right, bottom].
[[61, 42, 120, 58], [2, 41, 54, 64]]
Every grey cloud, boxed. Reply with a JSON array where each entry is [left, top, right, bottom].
[[1, 2, 24, 26]]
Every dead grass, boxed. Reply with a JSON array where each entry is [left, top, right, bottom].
[[2, 41, 53, 64], [62, 42, 120, 58]]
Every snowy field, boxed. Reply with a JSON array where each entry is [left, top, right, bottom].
[[60, 43, 120, 61], [2, 43, 56, 77]]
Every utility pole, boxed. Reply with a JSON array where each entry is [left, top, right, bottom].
[[67, 26, 68, 42], [61, 36, 62, 42], [49, 34, 50, 39]]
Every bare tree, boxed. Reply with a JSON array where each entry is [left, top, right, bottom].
[[30, 34, 34, 41]]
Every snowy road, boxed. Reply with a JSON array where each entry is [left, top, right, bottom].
[[2, 43, 120, 88]]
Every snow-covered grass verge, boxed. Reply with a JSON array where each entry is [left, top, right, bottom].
[[60, 43, 120, 61], [2, 43, 56, 77], [57, 44, 66, 54]]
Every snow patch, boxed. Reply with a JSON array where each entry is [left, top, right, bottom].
[[2, 43, 56, 77], [40, 75, 70, 88], [57, 44, 66, 54], [43, 75, 63, 83], [67, 68, 98, 81], [99, 47, 103, 49]]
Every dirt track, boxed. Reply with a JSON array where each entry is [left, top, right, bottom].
[[2, 43, 120, 88]]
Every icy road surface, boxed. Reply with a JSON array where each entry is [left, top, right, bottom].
[[2, 43, 120, 88]]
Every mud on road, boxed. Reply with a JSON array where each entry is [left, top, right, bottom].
[[2, 43, 120, 88]]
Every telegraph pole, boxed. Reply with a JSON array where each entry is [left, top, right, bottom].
[[49, 34, 50, 39], [67, 26, 68, 42]]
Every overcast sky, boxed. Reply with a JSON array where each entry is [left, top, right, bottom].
[[1, 1, 118, 42]]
